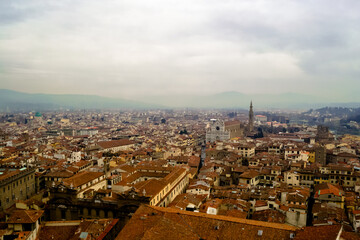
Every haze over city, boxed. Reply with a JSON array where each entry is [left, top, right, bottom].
[[1, 0, 360, 103], [2, 1, 360, 240]]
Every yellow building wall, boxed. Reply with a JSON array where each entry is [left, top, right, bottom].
[[308, 152, 315, 163], [315, 177, 329, 184]]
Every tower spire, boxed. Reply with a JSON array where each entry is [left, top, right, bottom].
[[249, 101, 254, 132]]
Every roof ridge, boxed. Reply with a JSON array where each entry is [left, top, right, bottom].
[[24, 210, 34, 221], [147, 205, 298, 231]]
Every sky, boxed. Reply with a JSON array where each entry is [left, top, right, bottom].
[[0, 0, 359, 101]]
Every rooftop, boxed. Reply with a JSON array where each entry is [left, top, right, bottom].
[[116, 205, 298, 240]]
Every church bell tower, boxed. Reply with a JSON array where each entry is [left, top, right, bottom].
[[248, 101, 254, 132]]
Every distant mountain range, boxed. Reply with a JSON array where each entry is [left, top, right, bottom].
[[0, 89, 359, 111], [137, 91, 360, 109], [0, 89, 159, 112]]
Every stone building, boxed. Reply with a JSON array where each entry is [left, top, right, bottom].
[[206, 119, 230, 143], [96, 139, 135, 153], [0, 167, 36, 211], [314, 183, 345, 209], [5, 209, 44, 240], [113, 166, 190, 208], [224, 120, 244, 139], [316, 125, 334, 143], [315, 145, 327, 165], [61, 171, 107, 198], [46, 183, 149, 230]]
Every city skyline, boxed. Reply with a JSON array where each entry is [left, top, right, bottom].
[[1, 1, 360, 102]]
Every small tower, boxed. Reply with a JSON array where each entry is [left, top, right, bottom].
[[104, 158, 110, 178], [248, 101, 254, 132]]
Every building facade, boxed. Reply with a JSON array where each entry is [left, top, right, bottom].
[[206, 119, 230, 143], [0, 167, 36, 211]]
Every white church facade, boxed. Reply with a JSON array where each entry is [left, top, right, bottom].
[[205, 119, 230, 143]]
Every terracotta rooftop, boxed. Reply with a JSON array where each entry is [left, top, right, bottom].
[[37, 219, 118, 240], [168, 193, 207, 210], [218, 209, 248, 219], [239, 170, 259, 179], [7, 210, 44, 224], [293, 225, 342, 240], [0, 168, 22, 181], [134, 178, 166, 197], [63, 171, 104, 188], [252, 209, 286, 224], [97, 139, 134, 149], [314, 183, 344, 198], [45, 170, 74, 178], [224, 120, 241, 127], [116, 205, 298, 240]]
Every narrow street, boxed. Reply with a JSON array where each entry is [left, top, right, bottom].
[[307, 190, 315, 226]]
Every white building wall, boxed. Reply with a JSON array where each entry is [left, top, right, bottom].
[[206, 119, 230, 143]]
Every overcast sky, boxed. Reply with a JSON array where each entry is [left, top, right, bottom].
[[0, 0, 359, 101]]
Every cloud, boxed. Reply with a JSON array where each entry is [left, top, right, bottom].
[[0, 0, 359, 102]]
